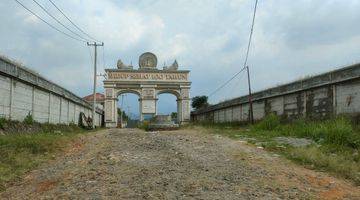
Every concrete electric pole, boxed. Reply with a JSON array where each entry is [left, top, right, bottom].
[[87, 42, 104, 129], [246, 66, 254, 124]]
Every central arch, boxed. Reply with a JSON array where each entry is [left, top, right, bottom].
[[117, 89, 141, 97]]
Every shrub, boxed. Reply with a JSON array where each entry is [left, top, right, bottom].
[[287, 117, 359, 149], [253, 113, 281, 131], [264, 117, 359, 149], [0, 117, 6, 129], [323, 117, 360, 148], [23, 112, 34, 125], [138, 121, 150, 131]]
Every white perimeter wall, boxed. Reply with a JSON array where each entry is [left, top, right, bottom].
[[0, 75, 11, 118], [0, 74, 102, 126], [193, 79, 360, 123]]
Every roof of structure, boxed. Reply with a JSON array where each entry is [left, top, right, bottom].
[[83, 93, 105, 102]]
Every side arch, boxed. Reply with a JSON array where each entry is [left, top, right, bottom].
[[156, 89, 181, 100], [155, 89, 182, 123]]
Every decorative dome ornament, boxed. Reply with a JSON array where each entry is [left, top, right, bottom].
[[139, 52, 157, 69]]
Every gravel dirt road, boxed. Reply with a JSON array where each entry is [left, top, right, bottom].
[[1, 128, 359, 199]]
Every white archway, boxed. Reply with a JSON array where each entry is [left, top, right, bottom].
[[103, 52, 191, 128]]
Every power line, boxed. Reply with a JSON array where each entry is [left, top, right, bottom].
[[13, 0, 86, 43], [208, 0, 259, 98], [227, 70, 247, 97], [32, 0, 89, 42], [243, 0, 258, 69], [48, 0, 101, 42], [209, 66, 247, 97]]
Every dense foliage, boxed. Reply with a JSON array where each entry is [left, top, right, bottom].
[[171, 112, 177, 120], [191, 95, 209, 110], [117, 108, 129, 121]]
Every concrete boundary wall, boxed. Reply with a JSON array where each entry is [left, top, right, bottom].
[[0, 56, 103, 126], [192, 63, 360, 123]]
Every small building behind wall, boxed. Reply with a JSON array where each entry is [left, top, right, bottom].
[[191, 63, 360, 123], [0, 55, 104, 127], [83, 93, 105, 127]]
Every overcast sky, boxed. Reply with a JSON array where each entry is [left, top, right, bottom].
[[1, 0, 360, 117]]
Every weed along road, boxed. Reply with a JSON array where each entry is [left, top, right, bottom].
[[1, 128, 359, 199]]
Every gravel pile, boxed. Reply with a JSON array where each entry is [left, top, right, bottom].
[[274, 137, 315, 147]]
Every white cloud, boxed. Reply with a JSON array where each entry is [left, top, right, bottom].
[[23, 15, 39, 25], [1, 0, 360, 112]]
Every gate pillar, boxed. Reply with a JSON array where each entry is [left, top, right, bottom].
[[140, 86, 157, 121], [104, 88, 118, 128], [179, 87, 191, 124]]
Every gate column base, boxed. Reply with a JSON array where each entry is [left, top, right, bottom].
[[105, 121, 117, 128]]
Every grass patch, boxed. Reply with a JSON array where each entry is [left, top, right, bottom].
[[138, 121, 150, 131], [0, 123, 90, 191], [0, 117, 6, 129], [193, 115, 360, 185], [285, 146, 360, 184]]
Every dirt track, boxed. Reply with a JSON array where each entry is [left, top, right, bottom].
[[1, 128, 359, 199]]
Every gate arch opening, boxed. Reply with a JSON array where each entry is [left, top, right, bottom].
[[117, 92, 140, 128], [156, 92, 179, 123]]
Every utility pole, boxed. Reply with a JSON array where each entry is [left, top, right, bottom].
[[87, 42, 104, 129], [246, 66, 254, 124]]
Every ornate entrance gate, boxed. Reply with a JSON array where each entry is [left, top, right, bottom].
[[103, 52, 191, 128]]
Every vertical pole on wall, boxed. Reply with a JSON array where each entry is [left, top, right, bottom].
[[332, 84, 337, 116], [31, 86, 35, 118], [87, 42, 104, 129], [59, 98, 62, 123], [9, 78, 13, 119], [67, 100, 70, 124], [48, 93, 51, 123], [246, 66, 254, 124], [303, 91, 307, 118]]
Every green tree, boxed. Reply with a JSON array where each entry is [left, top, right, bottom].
[[117, 108, 129, 121], [171, 112, 177, 120], [191, 96, 209, 110]]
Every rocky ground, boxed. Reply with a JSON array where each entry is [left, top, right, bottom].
[[1, 128, 359, 199]]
